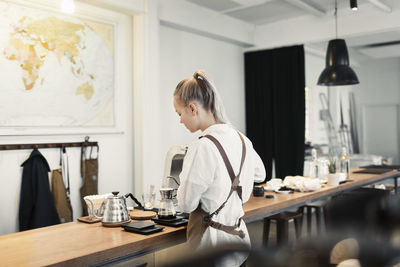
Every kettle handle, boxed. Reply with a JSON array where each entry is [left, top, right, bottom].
[[125, 193, 143, 208]]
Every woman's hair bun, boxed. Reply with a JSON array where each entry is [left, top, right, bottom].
[[174, 70, 229, 124], [193, 71, 205, 81]]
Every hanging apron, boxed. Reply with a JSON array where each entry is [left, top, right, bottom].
[[51, 170, 73, 223], [187, 131, 246, 248], [51, 148, 73, 223], [80, 145, 99, 216]]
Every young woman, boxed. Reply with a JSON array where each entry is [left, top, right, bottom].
[[174, 70, 265, 266]]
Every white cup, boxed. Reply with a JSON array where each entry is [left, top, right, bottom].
[[267, 178, 283, 190], [142, 193, 156, 210], [337, 172, 347, 182], [327, 173, 340, 186]]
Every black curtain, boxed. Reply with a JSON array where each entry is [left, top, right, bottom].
[[245, 45, 305, 181]]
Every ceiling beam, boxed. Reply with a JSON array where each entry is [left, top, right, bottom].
[[220, 0, 273, 14], [366, 0, 392, 13], [304, 45, 326, 58], [159, 0, 255, 47], [284, 0, 326, 17]]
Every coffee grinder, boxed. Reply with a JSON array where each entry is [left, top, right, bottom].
[[162, 145, 188, 213], [152, 144, 189, 226]]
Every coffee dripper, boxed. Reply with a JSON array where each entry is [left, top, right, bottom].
[[158, 188, 176, 219]]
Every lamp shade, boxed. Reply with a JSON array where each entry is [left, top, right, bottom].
[[317, 39, 359, 86]]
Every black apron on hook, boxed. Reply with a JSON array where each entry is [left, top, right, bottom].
[[80, 144, 99, 216]]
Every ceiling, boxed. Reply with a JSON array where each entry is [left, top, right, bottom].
[[185, 0, 400, 61]]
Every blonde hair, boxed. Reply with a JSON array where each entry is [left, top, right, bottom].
[[174, 70, 229, 124]]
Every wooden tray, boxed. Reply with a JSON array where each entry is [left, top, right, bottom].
[[130, 210, 157, 220], [102, 220, 131, 227], [77, 216, 101, 224]]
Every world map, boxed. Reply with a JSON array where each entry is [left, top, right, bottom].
[[0, 3, 114, 126]]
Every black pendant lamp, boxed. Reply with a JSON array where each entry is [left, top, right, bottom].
[[317, 0, 359, 86]]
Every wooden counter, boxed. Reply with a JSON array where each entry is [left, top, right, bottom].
[[0, 220, 186, 266], [1, 170, 398, 266], [243, 169, 399, 222]]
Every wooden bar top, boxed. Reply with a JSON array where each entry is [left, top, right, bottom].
[[243, 169, 399, 220], [0, 221, 186, 266], [1, 170, 398, 266]]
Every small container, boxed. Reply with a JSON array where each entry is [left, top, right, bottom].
[[142, 193, 156, 210], [339, 147, 350, 180], [309, 148, 319, 178], [253, 185, 265, 197], [327, 173, 340, 186]]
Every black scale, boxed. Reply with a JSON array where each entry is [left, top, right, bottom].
[[122, 221, 164, 235], [151, 215, 188, 227]]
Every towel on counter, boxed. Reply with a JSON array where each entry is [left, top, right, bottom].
[[284, 176, 322, 192]]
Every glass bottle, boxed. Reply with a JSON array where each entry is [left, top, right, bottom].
[[309, 148, 319, 179], [339, 147, 350, 179]]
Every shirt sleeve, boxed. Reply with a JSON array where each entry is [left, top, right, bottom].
[[177, 139, 217, 213], [253, 149, 266, 183]]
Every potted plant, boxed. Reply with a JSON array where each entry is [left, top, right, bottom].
[[328, 156, 336, 174], [327, 157, 340, 186]]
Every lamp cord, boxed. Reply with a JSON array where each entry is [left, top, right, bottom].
[[335, 0, 338, 38]]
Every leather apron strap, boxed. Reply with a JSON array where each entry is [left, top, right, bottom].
[[187, 131, 246, 247]]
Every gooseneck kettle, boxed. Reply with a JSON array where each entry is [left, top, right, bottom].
[[94, 191, 143, 226]]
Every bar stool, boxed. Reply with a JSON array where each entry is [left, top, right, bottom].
[[302, 200, 328, 236], [263, 210, 303, 246]]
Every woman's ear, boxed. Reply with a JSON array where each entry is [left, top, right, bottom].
[[188, 102, 198, 116]]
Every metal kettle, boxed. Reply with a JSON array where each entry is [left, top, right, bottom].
[[94, 191, 143, 225]]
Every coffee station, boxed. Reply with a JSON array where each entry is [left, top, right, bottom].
[[77, 145, 189, 231], [0, 145, 193, 266]]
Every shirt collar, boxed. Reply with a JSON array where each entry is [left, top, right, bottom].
[[201, 123, 230, 136]]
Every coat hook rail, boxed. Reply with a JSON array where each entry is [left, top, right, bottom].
[[0, 141, 98, 151]]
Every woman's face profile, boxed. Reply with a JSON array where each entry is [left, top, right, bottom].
[[173, 96, 199, 133]]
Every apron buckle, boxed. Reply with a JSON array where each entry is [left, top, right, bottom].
[[203, 215, 211, 223]]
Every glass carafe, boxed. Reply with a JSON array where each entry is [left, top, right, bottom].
[[158, 188, 176, 219], [309, 148, 319, 179], [339, 147, 350, 180]]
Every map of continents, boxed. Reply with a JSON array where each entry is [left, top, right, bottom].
[[0, 3, 114, 126]]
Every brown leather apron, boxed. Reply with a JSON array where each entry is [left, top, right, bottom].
[[80, 145, 99, 216], [186, 131, 246, 248], [51, 169, 73, 223]]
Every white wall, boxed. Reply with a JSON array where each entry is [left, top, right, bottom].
[[353, 58, 400, 163], [304, 48, 400, 164], [143, 24, 246, 193], [305, 51, 328, 145], [305, 50, 356, 150], [0, 0, 134, 235]]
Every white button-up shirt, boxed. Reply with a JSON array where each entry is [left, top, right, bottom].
[[177, 124, 266, 266]]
